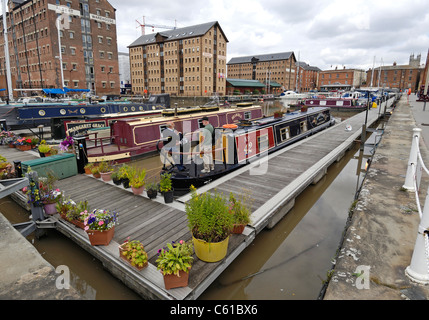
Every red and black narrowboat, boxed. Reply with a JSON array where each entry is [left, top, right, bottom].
[[161, 106, 336, 192]]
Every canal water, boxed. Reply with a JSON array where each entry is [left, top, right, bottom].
[[0, 100, 380, 300]]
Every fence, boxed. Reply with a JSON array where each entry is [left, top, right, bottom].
[[404, 128, 429, 284]]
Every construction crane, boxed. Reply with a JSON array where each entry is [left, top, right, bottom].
[[136, 16, 177, 36]]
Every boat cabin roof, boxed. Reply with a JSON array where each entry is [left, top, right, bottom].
[[115, 104, 262, 126], [230, 106, 330, 131]]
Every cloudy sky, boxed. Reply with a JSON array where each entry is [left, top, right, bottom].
[[109, 1, 425, 71]]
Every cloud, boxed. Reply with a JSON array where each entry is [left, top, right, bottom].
[[108, 0, 428, 70]]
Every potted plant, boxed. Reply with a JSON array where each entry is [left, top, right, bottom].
[[59, 135, 74, 153], [38, 140, 52, 157], [118, 164, 131, 188], [99, 160, 114, 181], [91, 166, 101, 179], [111, 170, 122, 185], [16, 137, 33, 151], [84, 163, 94, 175], [84, 208, 119, 246], [185, 186, 233, 262], [66, 200, 90, 229], [119, 238, 148, 271], [129, 166, 146, 195], [0, 156, 13, 180], [155, 240, 194, 290], [56, 197, 76, 220], [146, 181, 158, 199], [228, 191, 252, 234], [159, 172, 173, 203], [38, 172, 61, 215]]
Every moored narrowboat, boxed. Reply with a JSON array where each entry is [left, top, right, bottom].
[[85, 104, 264, 163], [159, 106, 336, 192]]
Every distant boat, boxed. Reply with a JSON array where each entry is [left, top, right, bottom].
[[278, 90, 309, 107], [0, 94, 170, 133]]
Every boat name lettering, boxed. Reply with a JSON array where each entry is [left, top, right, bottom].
[[66, 121, 105, 135]]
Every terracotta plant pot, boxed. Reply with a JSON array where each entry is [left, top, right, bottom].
[[86, 226, 115, 246], [84, 167, 92, 174], [131, 186, 144, 195], [18, 145, 31, 151], [92, 172, 101, 179], [100, 172, 112, 182], [232, 224, 245, 234], [71, 219, 85, 229], [162, 270, 190, 290]]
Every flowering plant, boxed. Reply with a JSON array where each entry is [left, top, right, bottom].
[[156, 240, 194, 276], [65, 200, 89, 222], [84, 208, 119, 231], [56, 197, 76, 217], [16, 137, 33, 146], [0, 131, 16, 145], [59, 136, 74, 152]]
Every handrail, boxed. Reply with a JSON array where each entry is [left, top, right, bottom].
[[404, 128, 429, 284]]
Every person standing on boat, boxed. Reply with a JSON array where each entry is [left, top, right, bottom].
[[162, 121, 185, 171], [200, 116, 214, 173]]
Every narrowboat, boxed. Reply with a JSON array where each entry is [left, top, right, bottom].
[[0, 94, 170, 134], [160, 106, 336, 192], [303, 98, 368, 111], [85, 104, 264, 163]]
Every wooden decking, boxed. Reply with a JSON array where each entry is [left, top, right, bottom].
[[0, 99, 396, 300]]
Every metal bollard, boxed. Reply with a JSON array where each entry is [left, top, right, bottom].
[[403, 128, 422, 191], [406, 184, 429, 284]]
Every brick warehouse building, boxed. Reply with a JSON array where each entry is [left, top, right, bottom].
[[128, 21, 228, 97], [318, 67, 366, 91], [366, 54, 424, 92], [0, 0, 119, 97], [226, 52, 297, 93]]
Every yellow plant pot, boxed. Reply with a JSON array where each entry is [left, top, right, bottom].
[[192, 235, 229, 262]]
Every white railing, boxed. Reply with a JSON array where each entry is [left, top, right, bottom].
[[404, 128, 429, 284]]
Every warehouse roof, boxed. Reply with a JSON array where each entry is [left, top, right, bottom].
[[129, 21, 228, 47], [227, 52, 296, 65]]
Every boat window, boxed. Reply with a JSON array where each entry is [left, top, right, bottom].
[[300, 121, 307, 133], [197, 119, 204, 129], [244, 111, 251, 120], [280, 127, 290, 141], [159, 124, 167, 136], [258, 133, 269, 152]]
